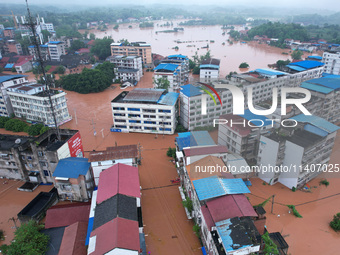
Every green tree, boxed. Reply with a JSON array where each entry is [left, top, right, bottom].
[[89, 33, 96, 40], [90, 37, 114, 60], [4, 119, 28, 132], [166, 147, 176, 158], [0, 116, 10, 128], [276, 59, 291, 69], [291, 50, 304, 60], [330, 213, 340, 231], [0, 220, 49, 255], [262, 232, 279, 255], [27, 124, 45, 136], [41, 30, 51, 43], [239, 62, 249, 68], [113, 24, 119, 29], [70, 40, 86, 51], [153, 77, 170, 91], [56, 65, 66, 74]]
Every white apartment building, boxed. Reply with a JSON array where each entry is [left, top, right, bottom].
[[257, 114, 339, 189], [41, 23, 54, 32], [7, 83, 71, 126], [111, 88, 179, 134], [322, 51, 340, 75], [200, 58, 220, 83], [110, 42, 152, 67], [48, 41, 66, 61], [108, 55, 143, 82], [180, 62, 324, 131], [160, 54, 189, 85], [0, 74, 28, 116], [153, 63, 182, 92]]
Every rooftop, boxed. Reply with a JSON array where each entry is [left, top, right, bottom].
[[183, 145, 228, 157], [154, 63, 180, 72], [291, 114, 340, 134], [287, 60, 324, 70], [0, 134, 31, 151], [120, 88, 165, 103], [96, 163, 141, 203], [117, 68, 139, 73], [45, 202, 91, 229], [180, 84, 203, 97], [92, 194, 138, 230], [41, 227, 66, 255], [89, 218, 140, 255], [58, 221, 88, 255], [53, 157, 90, 179], [176, 131, 216, 151], [167, 54, 188, 60], [0, 74, 27, 83], [286, 129, 323, 148], [201, 58, 220, 66], [193, 176, 250, 201], [89, 145, 138, 162]]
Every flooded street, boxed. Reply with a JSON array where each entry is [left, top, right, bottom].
[[82, 21, 316, 77]]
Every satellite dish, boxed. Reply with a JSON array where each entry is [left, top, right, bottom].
[[15, 139, 21, 144]]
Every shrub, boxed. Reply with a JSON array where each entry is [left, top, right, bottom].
[[239, 62, 249, 68], [320, 179, 329, 187], [254, 196, 271, 208], [0, 116, 10, 128], [4, 119, 28, 132], [175, 124, 187, 133], [292, 186, 296, 192], [193, 224, 201, 238], [27, 124, 45, 136], [0, 229, 4, 240], [182, 197, 193, 213], [330, 213, 340, 231], [262, 232, 279, 255], [287, 205, 302, 218], [166, 147, 176, 158]]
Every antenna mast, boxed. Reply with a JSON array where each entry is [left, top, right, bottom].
[[25, 0, 61, 140]]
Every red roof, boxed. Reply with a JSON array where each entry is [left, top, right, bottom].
[[87, 40, 95, 46], [47, 66, 57, 73], [202, 194, 257, 229], [59, 221, 88, 255], [45, 202, 91, 229], [96, 163, 140, 204], [183, 145, 228, 157], [89, 218, 140, 255], [77, 48, 90, 54]]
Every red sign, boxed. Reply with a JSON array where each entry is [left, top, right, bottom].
[[68, 131, 84, 158]]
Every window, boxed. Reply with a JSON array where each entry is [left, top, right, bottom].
[[43, 170, 49, 176]]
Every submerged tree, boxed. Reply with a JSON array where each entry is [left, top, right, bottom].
[[153, 77, 170, 91]]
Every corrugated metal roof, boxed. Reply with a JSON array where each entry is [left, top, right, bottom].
[[288, 60, 324, 69], [307, 56, 322, 60], [180, 84, 202, 97], [0, 74, 27, 83], [193, 176, 250, 201], [291, 114, 340, 134], [154, 63, 179, 72], [4, 63, 14, 69], [303, 76, 340, 90], [176, 131, 215, 151], [53, 157, 90, 178], [124, 88, 165, 102], [183, 145, 228, 157], [286, 65, 306, 72], [157, 92, 179, 106], [300, 82, 334, 94], [255, 68, 287, 76], [238, 109, 273, 127], [192, 131, 216, 146], [199, 64, 219, 69], [167, 54, 188, 59]]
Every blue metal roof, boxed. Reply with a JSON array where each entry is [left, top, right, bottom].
[[157, 92, 179, 106], [0, 74, 27, 83], [85, 217, 94, 245], [176, 131, 215, 151], [300, 82, 334, 94], [167, 54, 188, 60], [286, 65, 306, 72], [255, 68, 287, 76], [193, 176, 250, 201], [307, 56, 322, 60], [154, 63, 179, 72], [288, 60, 324, 69], [303, 75, 340, 90], [238, 109, 273, 127], [200, 64, 219, 69], [53, 157, 90, 178], [5, 63, 14, 69], [291, 114, 340, 134], [180, 84, 202, 97], [48, 41, 62, 44]]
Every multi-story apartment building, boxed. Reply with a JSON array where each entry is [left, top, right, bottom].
[[3, 28, 15, 39], [3, 40, 23, 55], [180, 61, 324, 130], [159, 54, 189, 85], [28, 45, 50, 61], [322, 51, 340, 75], [153, 63, 182, 92], [257, 114, 339, 189], [108, 55, 143, 82], [200, 58, 220, 82], [0, 129, 84, 183], [300, 74, 340, 123], [110, 42, 152, 67], [7, 83, 71, 126], [48, 41, 66, 61], [217, 109, 274, 162], [111, 88, 179, 134]]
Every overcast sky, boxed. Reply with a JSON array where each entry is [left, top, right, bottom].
[[2, 0, 340, 12]]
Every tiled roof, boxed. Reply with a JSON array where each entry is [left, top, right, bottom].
[[88, 145, 138, 162], [96, 163, 141, 203], [45, 202, 91, 229], [183, 145, 228, 157], [58, 221, 88, 255]]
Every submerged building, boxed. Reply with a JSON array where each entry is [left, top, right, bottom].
[[111, 88, 179, 134]]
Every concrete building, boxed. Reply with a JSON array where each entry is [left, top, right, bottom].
[[300, 74, 340, 123], [110, 41, 152, 67], [28, 45, 50, 61], [258, 114, 339, 189], [153, 63, 182, 92], [111, 88, 179, 134], [0, 129, 84, 183], [0, 74, 28, 116], [200, 58, 220, 82], [322, 51, 340, 75], [217, 109, 274, 162], [14, 58, 33, 73], [108, 55, 143, 82], [3, 28, 15, 39], [40, 22, 54, 33], [87, 163, 143, 255], [179, 61, 324, 131], [7, 83, 71, 127], [88, 145, 139, 185], [159, 54, 189, 86], [3, 40, 23, 55], [53, 157, 94, 202], [48, 41, 66, 61]]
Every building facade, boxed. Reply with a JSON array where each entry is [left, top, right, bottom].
[[200, 58, 220, 83], [108, 55, 143, 82], [111, 88, 179, 134], [322, 51, 340, 75], [48, 41, 66, 61], [110, 42, 152, 67], [7, 83, 71, 127], [153, 63, 182, 92]]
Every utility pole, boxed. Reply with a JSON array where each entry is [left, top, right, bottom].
[[24, 0, 60, 140], [74, 108, 78, 125], [271, 195, 275, 214]]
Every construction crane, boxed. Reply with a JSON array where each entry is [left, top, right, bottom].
[[0, 11, 19, 29]]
